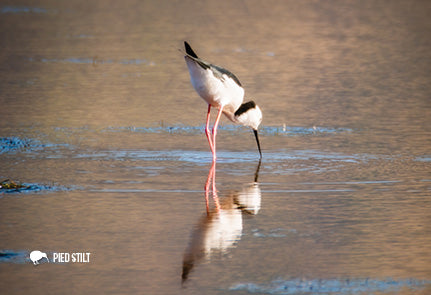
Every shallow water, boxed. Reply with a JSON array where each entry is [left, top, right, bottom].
[[1, 0, 430, 294]]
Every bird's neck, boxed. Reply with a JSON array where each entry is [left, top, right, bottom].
[[221, 105, 237, 123]]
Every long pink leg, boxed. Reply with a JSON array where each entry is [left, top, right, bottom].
[[211, 106, 224, 162], [205, 105, 215, 155], [203, 105, 223, 212]]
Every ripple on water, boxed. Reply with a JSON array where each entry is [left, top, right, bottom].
[[0, 136, 67, 155], [229, 278, 431, 294], [0, 134, 385, 168], [0, 137, 44, 154], [0, 182, 74, 196], [70, 149, 376, 166], [0, 6, 52, 14], [28, 57, 156, 66], [1, 125, 351, 156], [102, 125, 353, 136]]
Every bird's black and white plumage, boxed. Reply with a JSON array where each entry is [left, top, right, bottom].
[[184, 41, 262, 158]]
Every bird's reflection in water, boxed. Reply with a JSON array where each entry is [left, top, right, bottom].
[[182, 160, 262, 284]]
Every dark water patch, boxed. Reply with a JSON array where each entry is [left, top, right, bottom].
[[229, 278, 430, 294], [0, 137, 43, 154], [0, 6, 53, 14], [0, 136, 69, 155], [0, 182, 74, 195], [0, 250, 28, 264]]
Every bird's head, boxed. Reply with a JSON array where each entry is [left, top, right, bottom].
[[234, 101, 263, 157], [235, 101, 262, 130]]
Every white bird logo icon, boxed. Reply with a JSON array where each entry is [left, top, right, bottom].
[[29, 250, 49, 265]]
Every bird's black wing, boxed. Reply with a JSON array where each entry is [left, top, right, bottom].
[[210, 64, 242, 87]]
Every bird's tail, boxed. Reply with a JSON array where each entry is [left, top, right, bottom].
[[184, 41, 199, 58]]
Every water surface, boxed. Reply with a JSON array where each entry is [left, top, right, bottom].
[[0, 1, 430, 294]]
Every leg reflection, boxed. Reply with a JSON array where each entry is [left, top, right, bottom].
[[182, 160, 263, 285], [204, 160, 220, 213]]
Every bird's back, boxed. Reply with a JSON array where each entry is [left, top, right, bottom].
[[184, 42, 244, 113]]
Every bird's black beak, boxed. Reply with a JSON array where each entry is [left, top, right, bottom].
[[253, 129, 262, 159]]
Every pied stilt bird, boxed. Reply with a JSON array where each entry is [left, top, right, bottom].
[[183, 41, 262, 161]]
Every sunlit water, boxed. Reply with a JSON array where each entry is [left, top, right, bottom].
[[1, 1, 430, 294]]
